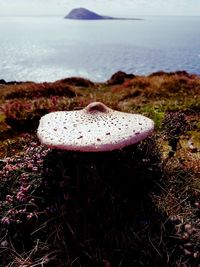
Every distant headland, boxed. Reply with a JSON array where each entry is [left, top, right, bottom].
[[64, 8, 142, 20]]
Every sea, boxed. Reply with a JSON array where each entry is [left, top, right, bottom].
[[0, 15, 200, 83]]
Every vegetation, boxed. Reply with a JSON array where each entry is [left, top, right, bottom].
[[0, 71, 199, 266]]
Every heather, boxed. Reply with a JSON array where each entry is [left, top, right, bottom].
[[0, 71, 199, 266]]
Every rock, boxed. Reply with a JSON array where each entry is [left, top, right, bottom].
[[0, 80, 23, 85], [0, 79, 6, 85], [59, 77, 94, 87], [107, 71, 135, 85]]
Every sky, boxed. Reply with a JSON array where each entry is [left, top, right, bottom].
[[0, 0, 200, 16]]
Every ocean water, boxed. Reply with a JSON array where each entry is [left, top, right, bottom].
[[0, 15, 200, 82]]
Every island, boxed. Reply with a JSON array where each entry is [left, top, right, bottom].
[[64, 7, 141, 20]]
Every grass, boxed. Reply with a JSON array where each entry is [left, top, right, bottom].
[[0, 71, 199, 266]]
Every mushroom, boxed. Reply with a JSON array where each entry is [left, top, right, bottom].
[[37, 102, 154, 152], [37, 102, 156, 254]]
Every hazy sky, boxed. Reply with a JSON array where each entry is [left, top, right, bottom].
[[0, 0, 199, 16]]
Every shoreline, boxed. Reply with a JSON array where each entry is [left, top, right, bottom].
[[0, 70, 199, 85]]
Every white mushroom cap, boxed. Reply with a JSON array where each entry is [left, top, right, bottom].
[[37, 102, 154, 152]]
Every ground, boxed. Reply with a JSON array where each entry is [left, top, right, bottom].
[[0, 71, 199, 266]]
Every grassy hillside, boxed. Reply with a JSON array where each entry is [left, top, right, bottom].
[[0, 71, 199, 266]]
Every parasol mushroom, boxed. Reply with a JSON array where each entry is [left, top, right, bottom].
[[37, 102, 154, 152]]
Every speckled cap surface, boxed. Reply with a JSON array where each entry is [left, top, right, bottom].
[[37, 102, 154, 152]]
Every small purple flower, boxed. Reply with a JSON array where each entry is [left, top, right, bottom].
[[27, 213, 34, 220], [32, 166, 38, 172], [1, 217, 10, 225], [6, 195, 13, 203]]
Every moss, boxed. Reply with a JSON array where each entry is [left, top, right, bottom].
[[131, 104, 165, 129]]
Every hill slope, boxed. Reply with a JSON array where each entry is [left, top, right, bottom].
[[64, 7, 113, 20]]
